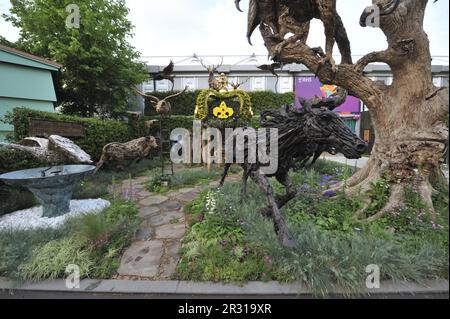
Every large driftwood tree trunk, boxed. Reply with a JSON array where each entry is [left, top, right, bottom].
[[252, 0, 449, 219]]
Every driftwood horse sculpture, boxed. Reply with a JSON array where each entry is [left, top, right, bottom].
[[220, 88, 367, 247]]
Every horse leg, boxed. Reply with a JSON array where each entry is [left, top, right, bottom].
[[250, 170, 295, 248], [275, 172, 297, 210], [219, 163, 232, 186], [240, 168, 249, 202]]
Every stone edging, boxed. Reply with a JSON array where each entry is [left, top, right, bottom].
[[0, 278, 448, 297]]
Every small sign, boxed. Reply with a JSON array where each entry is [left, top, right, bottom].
[[29, 118, 85, 137], [364, 130, 370, 142]]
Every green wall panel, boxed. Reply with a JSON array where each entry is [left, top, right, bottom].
[[0, 97, 54, 132], [0, 62, 57, 102], [0, 51, 59, 72]]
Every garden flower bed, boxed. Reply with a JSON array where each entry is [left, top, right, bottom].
[[0, 160, 447, 297], [175, 160, 449, 295]]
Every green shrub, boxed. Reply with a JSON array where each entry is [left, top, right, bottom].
[[145, 90, 295, 116], [0, 199, 140, 280], [177, 161, 449, 293], [0, 148, 44, 174], [0, 184, 37, 217], [18, 236, 93, 281], [4, 108, 147, 161]]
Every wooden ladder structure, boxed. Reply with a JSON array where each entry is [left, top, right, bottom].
[[158, 114, 174, 177]]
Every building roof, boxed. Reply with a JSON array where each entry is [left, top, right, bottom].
[[146, 61, 449, 75], [0, 44, 62, 71]]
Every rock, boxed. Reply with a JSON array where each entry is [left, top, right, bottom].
[[161, 200, 182, 211], [160, 258, 177, 278], [155, 223, 186, 239], [139, 195, 168, 206], [166, 241, 181, 259], [149, 211, 184, 227], [177, 188, 197, 194], [138, 206, 160, 218], [174, 192, 198, 203], [117, 241, 163, 277], [135, 228, 153, 241], [49, 135, 92, 164]]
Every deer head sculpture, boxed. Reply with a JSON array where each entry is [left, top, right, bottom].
[[230, 77, 250, 90], [199, 57, 224, 90]]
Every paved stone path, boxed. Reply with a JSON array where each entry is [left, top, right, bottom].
[[108, 169, 240, 280]]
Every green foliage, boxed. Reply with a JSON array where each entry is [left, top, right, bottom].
[[4, 0, 148, 117], [177, 161, 449, 293], [194, 89, 253, 127], [18, 237, 93, 281], [145, 90, 295, 117], [0, 227, 65, 277], [0, 184, 36, 217], [364, 179, 391, 217], [5, 108, 147, 160], [176, 189, 278, 283], [250, 91, 295, 114], [0, 148, 44, 174], [0, 199, 140, 280], [147, 169, 220, 193]]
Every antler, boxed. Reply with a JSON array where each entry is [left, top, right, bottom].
[[230, 77, 250, 89], [162, 86, 188, 102], [200, 57, 224, 72], [235, 0, 243, 12], [132, 87, 160, 103]]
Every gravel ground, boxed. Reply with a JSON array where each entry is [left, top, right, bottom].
[[0, 199, 110, 231]]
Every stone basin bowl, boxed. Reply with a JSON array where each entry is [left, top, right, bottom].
[[0, 165, 96, 218]]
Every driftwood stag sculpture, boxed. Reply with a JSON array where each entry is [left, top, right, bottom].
[[220, 88, 367, 247]]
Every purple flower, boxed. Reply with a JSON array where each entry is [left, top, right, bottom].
[[219, 240, 229, 247], [321, 175, 334, 182], [323, 190, 337, 198]]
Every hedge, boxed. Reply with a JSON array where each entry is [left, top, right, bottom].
[[3, 108, 147, 161], [145, 90, 295, 116]]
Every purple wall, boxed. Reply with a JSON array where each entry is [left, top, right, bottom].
[[295, 76, 361, 114]]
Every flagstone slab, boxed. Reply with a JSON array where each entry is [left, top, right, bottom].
[[135, 227, 153, 241], [117, 241, 163, 277], [177, 188, 197, 194], [155, 223, 186, 239], [166, 241, 181, 259], [149, 211, 184, 227], [139, 195, 168, 206], [160, 200, 182, 211], [161, 258, 177, 278], [138, 206, 161, 218], [173, 192, 198, 203]]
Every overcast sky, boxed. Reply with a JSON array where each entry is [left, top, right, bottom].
[[0, 0, 448, 63]]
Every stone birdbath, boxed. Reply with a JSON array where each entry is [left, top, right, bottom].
[[0, 135, 96, 218], [0, 165, 96, 217]]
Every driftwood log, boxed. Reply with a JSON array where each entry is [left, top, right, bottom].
[[0, 135, 92, 165]]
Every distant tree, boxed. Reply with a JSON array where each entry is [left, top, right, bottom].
[[4, 0, 148, 117], [0, 35, 15, 47]]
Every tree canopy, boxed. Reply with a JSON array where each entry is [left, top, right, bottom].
[[4, 0, 148, 117]]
